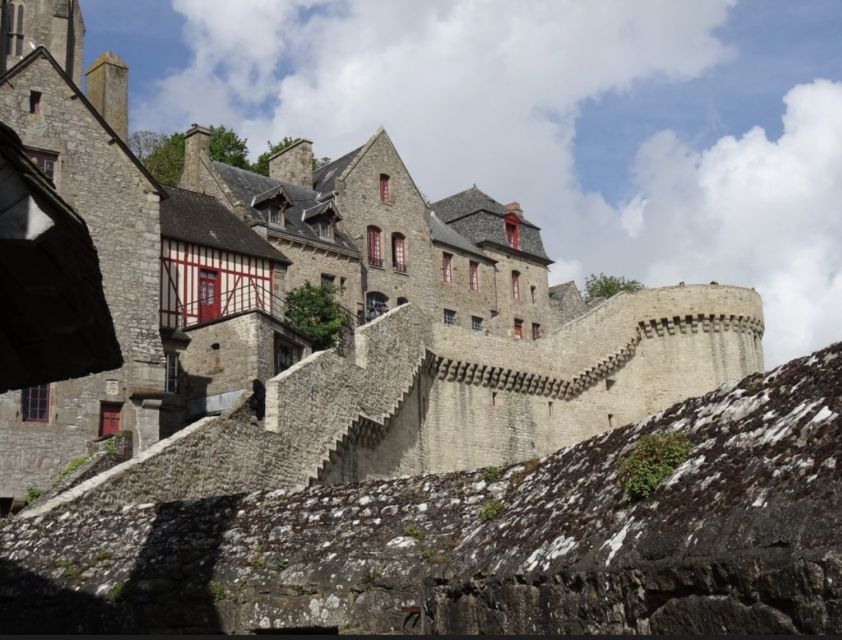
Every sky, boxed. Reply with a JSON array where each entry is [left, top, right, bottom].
[[79, 0, 842, 368]]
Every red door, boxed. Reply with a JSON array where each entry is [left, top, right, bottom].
[[198, 269, 220, 322], [100, 403, 122, 436]]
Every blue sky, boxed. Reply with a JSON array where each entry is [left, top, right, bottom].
[[76, 0, 842, 366]]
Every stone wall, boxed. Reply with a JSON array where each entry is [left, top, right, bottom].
[[484, 247, 553, 340], [269, 235, 363, 311], [0, 54, 164, 499], [2, 340, 842, 634], [336, 130, 437, 314], [433, 245, 498, 332]]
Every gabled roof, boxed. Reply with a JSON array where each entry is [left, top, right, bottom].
[[429, 212, 492, 262], [312, 146, 363, 195], [431, 185, 539, 228], [211, 161, 360, 257], [549, 281, 579, 301], [0, 46, 166, 198], [161, 186, 290, 264]]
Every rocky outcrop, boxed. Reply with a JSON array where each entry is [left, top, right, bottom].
[[1, 341, 841, 633]]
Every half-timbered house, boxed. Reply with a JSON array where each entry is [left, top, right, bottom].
[[159, 186, 311, 433]]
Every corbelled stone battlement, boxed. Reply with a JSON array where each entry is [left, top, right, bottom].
[[1, 339, 840, 634]]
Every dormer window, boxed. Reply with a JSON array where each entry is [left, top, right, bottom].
[[314, 220, 334, 240], [504, 219, 519, 250], [268, 204, 283, 226], [380, 174, 390, 203]]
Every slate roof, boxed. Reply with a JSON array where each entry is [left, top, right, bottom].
[[160, 186, 290, 264], [432, 186, 551, 264], [428, 212, 491, 262], [312, 146, 363, 195], [431, 185, 539, 228], [549, 281, 577, 301], [211, 162, 360, 257]]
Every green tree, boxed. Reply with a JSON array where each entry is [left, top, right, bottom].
[[584, 273, 644, 301], [251, 137, 300, 177], [284, 282, 345, 351], [142, 125, 251, 187]]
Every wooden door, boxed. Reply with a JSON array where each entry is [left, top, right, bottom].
[[198, 269, 220, 322], [100, 403, 122, 436]]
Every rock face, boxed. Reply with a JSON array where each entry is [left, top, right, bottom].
[[2, 341, 842, 634]]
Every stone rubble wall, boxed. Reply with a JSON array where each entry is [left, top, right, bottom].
[[2, 340, 842, 634]]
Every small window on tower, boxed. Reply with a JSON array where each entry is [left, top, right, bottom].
[[443, 308, 456, 325], [513, 318, 524, 340], [471, 316, 483, 332], [29, 91, 41, 115]]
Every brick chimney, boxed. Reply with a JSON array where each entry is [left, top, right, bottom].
[[269, 139, 314, 188], [504, 201, 523, 218], [180, 124, 211, 191], [85, 51, 129, 141]]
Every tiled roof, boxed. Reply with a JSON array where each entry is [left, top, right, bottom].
[[161, 186, 290, 264], [211, 162, 360, 257]]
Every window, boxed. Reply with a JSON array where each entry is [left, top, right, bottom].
[[530, 285, 536, 304], [442, 252, 453, 284], [321, 273, 336, 288], [379, 173, 390, 203], [339, 277, 347, 295], [492, 391, 497, 407], [268, 205, 283, 225], [469, 261, 479, 292], [443, 308, 456, 325], [274, 333, 296, 375], [505, 221, 519, 249], [314, 220, 333, 240], [392, 233, 407, 273], [7, 3, 23, 57], [21, 384, 49, 422], [548, 401, 554, 416], [29, 91, 41, 115], [532, 323, 542, 340], [512, 271, 520, 300], [513, 318, 523, 340], [471, 315, 483, 331], [367, 226, 382, 267], [165, 353, 178, 393], [29, 150, 57, 182]]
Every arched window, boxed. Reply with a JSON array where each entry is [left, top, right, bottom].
[[380, 174, 390, 203], [392, 233, 406, 272], [367, 226, 382, 267], [511, 270, 521, 300], [366, 291, 389, 321]]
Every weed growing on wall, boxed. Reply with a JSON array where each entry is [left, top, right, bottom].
[[479, 499, 504, 522], [618, 432, 693, 500], [481, 466, 501, 483], [24, 485, 41, 505], [56, 455, 91, 482]]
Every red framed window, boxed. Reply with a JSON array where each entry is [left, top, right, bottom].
[[367, 226, 383, 267], [100, 403, 122, 436], [442, 252, 453, 284], [532, 323, 542, 340], [21, 384, 50, 422], [505, 221, 519, 250], [392, 233, 407, 272], [198, 268, 220, 322], [513, 319, 524, 340], [512, 271, 520, 300], [469, 261, 479, 291], [380, 174, 390, 203]]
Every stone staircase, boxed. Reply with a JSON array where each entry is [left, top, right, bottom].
[[307, 353, 429, 486]]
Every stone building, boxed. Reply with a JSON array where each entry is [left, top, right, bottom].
[[0, 45, 165, 499], [0, 0, 768, 507], [0, 0, 84, 85]]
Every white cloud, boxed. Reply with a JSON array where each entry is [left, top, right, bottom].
[[614, 80, 842, 367], [131, 1, 842, 368]]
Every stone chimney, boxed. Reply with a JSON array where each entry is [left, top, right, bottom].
[[269, 139, 314, 188], [85, 51, 128, 141], [504, 201, 523, 218], [180, 124, 211, 191]]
